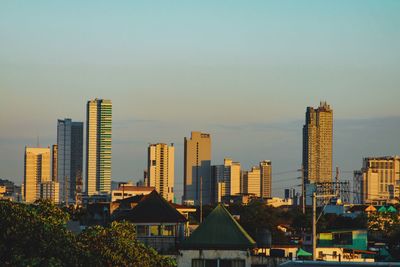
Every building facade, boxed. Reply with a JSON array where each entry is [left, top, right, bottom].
[[242, 166, 261, 197], [24, 147, 51, 203], [354, 156, 400, 205], [86, 99, 112, 196], [147, 143, 175, 202], [40, 181, 60, 204], [302, 102, 333, 183], [183, 131, 211, 205], [260, 160, 272, 198], [52, 144, 58, 181], [57, 118, 83, 203]]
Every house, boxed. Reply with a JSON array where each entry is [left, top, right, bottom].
[[177, 204, 256, 267], [113, 190, 188, 253], [317, 229, 375, 262]]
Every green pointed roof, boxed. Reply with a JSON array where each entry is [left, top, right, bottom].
[[378, 206, 387, 213], [180, 204, 256, 250], [297, 248, 312, 257], [387, 206, 397, 213]]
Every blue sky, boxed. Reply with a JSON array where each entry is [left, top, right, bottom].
[[1, 1, 399, 199]]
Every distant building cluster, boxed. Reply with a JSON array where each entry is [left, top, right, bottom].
[[18, 99, 400, 208]]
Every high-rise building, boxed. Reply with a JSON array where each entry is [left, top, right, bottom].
[[147, 143, 174, 202], [260, 160, 272, 198], [86, 99, 112, 196], [224, 158, 241, 196], [183, 131, 211, 205], [302, 101, 333, 183], [24, 147, 51, 203], [57, 119, 83, 203], [52, 144, 58, 181], [40, 181, 60, 204], [354, 156, 400, 205], [243, 166, 261, 197]]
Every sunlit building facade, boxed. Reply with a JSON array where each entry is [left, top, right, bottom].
[[86, 99, 112, 196], [183, 131, 212, 205], [24, 147, 51, 203], [147, 143, 174, 202], [303, 102, 333, 183]]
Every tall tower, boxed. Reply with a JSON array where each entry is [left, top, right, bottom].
[[260, 160, 272, 198], [184, 131, 211, 205], [303, 102, 333, 183], [147, 143, 174, 202], [24, 147, 51, 203], [86, 99, 112, 196], [57, 119, 83, 203]]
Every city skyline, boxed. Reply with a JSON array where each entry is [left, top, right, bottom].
[[1, 1, 400, 201]]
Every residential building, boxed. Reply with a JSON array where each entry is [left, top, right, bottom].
[[40, 181, 60, 204], [86, 99, 112, 196], [113, 190, 188, 253], [354, 156, 400, 205], [24, 147, 51, 203], [224, 158, 241, 196], [147, 143, 174, 202], [57, 118, 83, 203], [178, 204, 256, 267], [183, 131, 211, 205], [260, 160, 272, 198], [265, 197, 293, 208], [111, 185, 155, 202], [242, 166, 261, 197], [317, 229, 375, 262], [302, 102, 333, 183]]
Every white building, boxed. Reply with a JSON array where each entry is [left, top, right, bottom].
[[147, 143, 174, 202]]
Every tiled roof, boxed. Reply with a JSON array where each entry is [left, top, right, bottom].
[[180, 204, 256, 250], [114, 190, 187, 223]]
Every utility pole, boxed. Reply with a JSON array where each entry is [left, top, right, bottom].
[[312, 192, 317, 261], [312, 192, 337, 261], [200, 176, 203, 223]]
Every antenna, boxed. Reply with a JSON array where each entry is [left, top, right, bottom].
[[37, 136, 40, 147]]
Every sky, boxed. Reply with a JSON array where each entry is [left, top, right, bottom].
[[1, 1, 400, 200]]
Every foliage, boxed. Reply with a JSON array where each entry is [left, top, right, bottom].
[[79, 221, 176, 267], [0, 199, 85, 266], [0, 200, 175, 267]]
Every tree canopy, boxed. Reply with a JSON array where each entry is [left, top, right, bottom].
[[0, 200, 175, 267]]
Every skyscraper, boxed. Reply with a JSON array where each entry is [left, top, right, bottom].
[[302, 101, 333, 183], [147, 143, 174, 202], [86, 99, 112, 196], [24, 147, 51, 203], [184, 131, 211, 205], [223, 158, 241, 196], [57, 119, 83, 203], [260, 160, 272, 198]]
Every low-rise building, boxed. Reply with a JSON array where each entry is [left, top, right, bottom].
[[113, 190, 188, 253], [111, 185, 154, 202], [178, 204, 256, 267]]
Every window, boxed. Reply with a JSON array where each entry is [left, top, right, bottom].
[[136, 225, 148, 237], [333, 232, 352, 246]]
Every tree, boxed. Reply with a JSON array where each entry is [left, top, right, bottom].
[[78, 221, 176, 267], [0, 200, 86, 266], [0, 200, 176, 267]]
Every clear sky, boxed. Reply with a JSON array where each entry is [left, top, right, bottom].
[[1, 1, 400, 200]]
